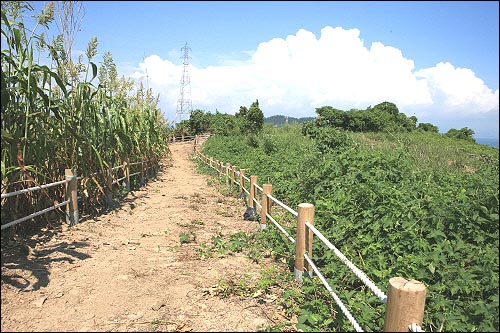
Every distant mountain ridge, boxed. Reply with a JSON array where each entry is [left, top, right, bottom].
[[264, 115, 315, 126]]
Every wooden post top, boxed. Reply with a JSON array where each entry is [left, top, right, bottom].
[[389, 277, 426, 293], [298, 203, 314, 209]]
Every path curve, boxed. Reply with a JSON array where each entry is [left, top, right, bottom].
[[1, 142, 281, 332]]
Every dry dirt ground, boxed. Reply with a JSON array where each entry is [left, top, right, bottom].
[[1, 142, 290, 332]]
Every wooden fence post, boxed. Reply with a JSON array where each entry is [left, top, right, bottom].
[[225, 163, 230, 184], [295, 203, 314, 283], [239, 169, 246, 194], [106, 166, 113, 206], [65, 168, 79, 226], [249, 175, 258, 208], [216, 160, 219, 173], [124, 158, 130, 192], [261, 184, 272, 230], [220, 161, 224, 177], [383, 277, 427, 332], [140, 159, 145, 185], [210, 158, 213, 169], [231, 166, 236, 186], [182, 134, 185, 142], [305, 205, 315, 277]]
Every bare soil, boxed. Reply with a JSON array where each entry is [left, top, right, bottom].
[[1, 142, 289, 332]]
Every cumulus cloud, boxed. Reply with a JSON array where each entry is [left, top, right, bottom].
[[415, 62, 499, 113], [128, 26, 499, 136]]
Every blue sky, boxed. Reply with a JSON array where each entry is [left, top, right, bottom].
[[28, 1, 499, 138]]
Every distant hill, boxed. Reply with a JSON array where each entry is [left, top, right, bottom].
[[264, 115, 315, 127]]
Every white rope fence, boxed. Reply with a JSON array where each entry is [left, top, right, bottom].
[[304, 253, 364, 332], [193, 136, 426, 333], [409, 323, 425, 332], [305, 221, 388, 303], [1, 200, 70, 230], [267, 194, 298, 217], [1, 157, 156, 230], [253, 197, 262, 209], [1, 179, 70, 199], [266, 213, 295, 243], [241, 186, 250, 195]]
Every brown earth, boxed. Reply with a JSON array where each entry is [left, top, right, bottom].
[[1, 142, 293, 332]]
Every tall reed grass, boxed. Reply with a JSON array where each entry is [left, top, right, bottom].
[[1, 2, 171, 232]]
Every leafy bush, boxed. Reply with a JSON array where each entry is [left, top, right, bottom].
[[198, 125, 499, 332], [246, 134, 259, 148], [263, 136, 278, 155]]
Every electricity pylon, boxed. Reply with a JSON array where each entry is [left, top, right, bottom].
[[176, 42, 193, 122]]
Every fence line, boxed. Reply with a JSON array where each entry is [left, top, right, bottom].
[[304, 252, 364, 332], [1, 179, 70, 199], [267, 194, 298, 217], [1, 200, 70, 230], [192, 135, 426, 332], [253, 197, 262, 209], [1, 156, 160, 230], [305, 221, 388, 303], [266, 213, 296, 243], [1, 133, 204, 230]]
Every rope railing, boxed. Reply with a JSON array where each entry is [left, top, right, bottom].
[[1, 200, 70, 230], [267, 194, 298, 217], [1, 179, 70, 199], [1, 156, 158, 230], [305, 221, 388, 303], [169, 135, 198, 143], [112, 176, 127, 185], [266, 213, 295, 243], [193, 134, 427, 332], [241, 186, 250, 195], [409, 323, 424, 332], [304, 253, 364, 332], [253, 197, 262, 209]]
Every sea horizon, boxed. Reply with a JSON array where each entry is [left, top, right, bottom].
[[475, 137, 499, 149]]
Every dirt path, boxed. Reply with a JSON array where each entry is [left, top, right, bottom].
[[1, 142, 284, 332]]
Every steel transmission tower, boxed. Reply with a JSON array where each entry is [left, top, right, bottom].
[[176, 42, 193, 121]]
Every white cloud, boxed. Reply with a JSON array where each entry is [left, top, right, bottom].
[[127, 26, 499, 136], [415, 62, 499, 113]]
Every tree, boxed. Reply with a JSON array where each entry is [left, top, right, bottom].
[[245, 99, 264, 134], [209, 111, 237, 136], [173, 120, 191, 137], [235, 106, 248, 118], [315, 106, 346, 128], [418, 122, 439, 133], [373, 101, 399, 115], [445, 127, 476, 143], [189, 109, 209, 134]]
